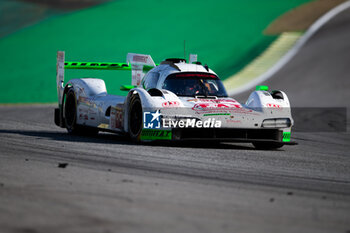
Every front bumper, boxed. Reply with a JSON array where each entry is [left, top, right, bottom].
[[173, 128, 282, 142], [140, 128, 296, 144]]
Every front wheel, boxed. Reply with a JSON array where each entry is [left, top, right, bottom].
[[128, 94, 143, 141], [252, 142, 284, 150]]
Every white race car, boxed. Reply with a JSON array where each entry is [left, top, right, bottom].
[[54, 52, 295, 149]]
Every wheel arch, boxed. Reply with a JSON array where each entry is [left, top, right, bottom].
[[57, 83, 75, 127], [123, 88, 158, 133], [246, 90, 291, 110]]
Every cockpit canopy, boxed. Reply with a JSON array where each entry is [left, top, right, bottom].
[[162, 72, 228, 97]]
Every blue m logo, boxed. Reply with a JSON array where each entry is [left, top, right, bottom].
[[143, 110, 161, 129]]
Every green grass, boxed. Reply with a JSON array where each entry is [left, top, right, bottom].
[[0, 0, 309, 103]]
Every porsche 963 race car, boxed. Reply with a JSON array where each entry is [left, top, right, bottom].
[[54, 52, 295, 149]]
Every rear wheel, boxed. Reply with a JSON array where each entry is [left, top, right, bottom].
[[252, 142, 284, 150], [128, 94, 143, 141], [64, 88, 98, 136]]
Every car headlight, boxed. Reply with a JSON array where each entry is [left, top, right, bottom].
[[262, 118, 291, 128]]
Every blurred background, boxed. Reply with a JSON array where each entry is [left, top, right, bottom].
[[0, 0, 344, 103]]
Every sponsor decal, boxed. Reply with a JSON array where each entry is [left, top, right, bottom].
[[266, 103, 281, 108], [78, 96, 94, 107], [187, 99, 238, 103], [186, 99, 266, 114], [132, 71, 142, 86], [226, 119, 242, 123], [140, 129, 172, 140], [143, 110, 161, 129], [162, 101, 180, 107], [111, 106, 124, 130], [192, 102, 241, 111], [88, 109, 97, 120], [163, 118, 221, 128], [133, 55, 148, 63], [187, 100, 258, 114]]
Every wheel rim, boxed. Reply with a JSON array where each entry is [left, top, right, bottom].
[[130, 100, 142, 136]]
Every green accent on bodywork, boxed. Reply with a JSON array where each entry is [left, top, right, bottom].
[[203, 113, 231, 116], [120, 85, 135, 91], [65, 62, 131, 70], [256, 85, 269, 91], [141, 129, 172, 140], [283, 132, 291, 142]]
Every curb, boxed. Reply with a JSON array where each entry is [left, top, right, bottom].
[[223, 32, 302, 92]]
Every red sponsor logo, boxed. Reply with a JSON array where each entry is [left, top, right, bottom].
[[266, 103, 281, 108], [192, 102, 241, 111], [162, 101, 180, 107]]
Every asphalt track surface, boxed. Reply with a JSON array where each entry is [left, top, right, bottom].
[[1, 9, 350, 233]]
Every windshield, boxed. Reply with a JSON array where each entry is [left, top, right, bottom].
[[162, 73, 228, 97]]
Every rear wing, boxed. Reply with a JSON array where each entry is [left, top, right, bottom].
[[56, 51, 156, 106], [127, 53, 156, 86]]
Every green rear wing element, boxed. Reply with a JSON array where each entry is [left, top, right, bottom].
[[64, 61, 156, 72], [64, 61, 131, 70], [56, 51, 157, 107]]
